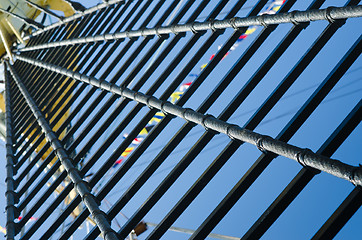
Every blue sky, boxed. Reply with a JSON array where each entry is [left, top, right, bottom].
[[0, 0, 361, 239]]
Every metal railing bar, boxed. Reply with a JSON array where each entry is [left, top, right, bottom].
[[53, 0, 147, 143], [14, 6, 118, 207], [39, 1, 134, 138], [12, 17, 92, 163], [15, 4, 150, 229], [13, 20, 83, 140], [13, 12, 97, 143], [45, 6, 120, 121], [144, 0, 300, 236], [312, 187, 362, 239]]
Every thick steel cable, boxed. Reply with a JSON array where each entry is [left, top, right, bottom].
[[4, 66, 17, 240], [23, 0, 125, 40], [6, 62, 120, 240], [17, 5, 362, 52], [14, 54, 362, 188]]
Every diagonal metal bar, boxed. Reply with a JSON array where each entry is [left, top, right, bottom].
[[312, 186, 362, 240], [17, 5, 362, 52], [6, 62, 120, 240], [14, 54, 362, 188]]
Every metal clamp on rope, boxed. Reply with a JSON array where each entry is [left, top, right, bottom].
[[325, 7, 336, 24], [256, 135, 272, 154], [229, 17, 239, 30], [160, 102, 176, 118], [5, 203, 19, 216], [295, 148, 321, 174], [226, 124, 240, 141], [91, 209, 110, 223], [189, 22, 198, 34], [258, 14, 268, 28], [181, 108, 197, 127], [146, 96, 157, 109], [201, 114, 219, 134], [209, 19, 217, 32], [349, 164, 362, 187], [102, 228, 119, 240], [289, 10, 300, 26], [171, 25, 178, 35]]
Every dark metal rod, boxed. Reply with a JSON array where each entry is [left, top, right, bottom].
[[52, 1, 227, 237], [312, 187, 362, 240]]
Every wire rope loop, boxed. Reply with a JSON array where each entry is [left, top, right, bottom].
[[103, 228, 119, 239], [295, 148, 319, 173], [181, 108, 196, 126], [146, 96, 155, 109], [126, 31, 131, 39]]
